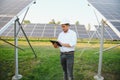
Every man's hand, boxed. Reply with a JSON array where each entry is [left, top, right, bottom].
[[53, 43, 58, 48]]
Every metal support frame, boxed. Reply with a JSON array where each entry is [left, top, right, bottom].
[[87, 3, 120, 80], [12, 17, 37, 80], [41, 24, 46, 37], [94, 44, 120, 54], [88, 3, 104, 79], [54, 24, 56, 37], [0, 37, 24, 51], [12, 18, 22, 80], [17, 20, 37, 58], [94, 20, 104, 80], [16, 7, 30, 36], [0, 1, 36, 80], [12, 6, 37, 79], [76, 3, 102, 55], [75, 25, 80, 38]]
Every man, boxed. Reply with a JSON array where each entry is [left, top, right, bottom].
[[53, 20, 77, 80]]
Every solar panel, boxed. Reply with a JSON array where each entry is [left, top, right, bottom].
[[95, 26, 117, 40], [104, 26, 120, 40], [43, 24, 55, 38], [88, 0, 120, 39], [76, 25, 89, 38], [70, 24, 76, 31], [0, 24, 86, 38], [1, 23, 120, 40], [56, 25, 62, 37], [87, 25, 120, 40], [88, 31, 99, 39], [0, 0, 34, 35], [31, 24, 44, 37]]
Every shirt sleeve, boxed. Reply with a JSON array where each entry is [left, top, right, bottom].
[[69, 32, 77, 47]]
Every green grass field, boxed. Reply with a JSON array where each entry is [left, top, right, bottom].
[[0, 41, 120, 80]]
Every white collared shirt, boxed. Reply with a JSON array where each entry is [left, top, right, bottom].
[[57, 29, 77, 52]]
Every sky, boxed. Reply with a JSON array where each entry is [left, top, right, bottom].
[[24, 0, 100, 25]]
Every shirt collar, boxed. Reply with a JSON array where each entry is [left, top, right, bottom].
[[63, 29, 71, 33]]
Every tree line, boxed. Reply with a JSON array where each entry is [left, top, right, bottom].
[[23, 19, 80, 25]]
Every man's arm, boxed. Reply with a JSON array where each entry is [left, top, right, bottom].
[[59, 42, 71, 47]]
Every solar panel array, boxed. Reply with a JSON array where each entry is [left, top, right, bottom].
[[0, 0, 34, 35], [88, 0, 120, 38], [1, 24, 120, 40], [1, 24, 88, 38], [94, 25, 120, 40]]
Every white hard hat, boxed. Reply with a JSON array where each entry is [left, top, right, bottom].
[[61, 19, 71, 25]]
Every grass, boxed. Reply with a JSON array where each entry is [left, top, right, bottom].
[[0, 41, 120, 80]]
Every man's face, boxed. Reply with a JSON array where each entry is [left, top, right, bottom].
[[61, 24, 69, 33]]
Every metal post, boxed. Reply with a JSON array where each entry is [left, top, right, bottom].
[[94, 20, 104, 80], [17, 20, 37, 58], [54, 24, 56, 37], [95, 44, 120, 54], [12, 19, 22, 80], [16, 7, 30, 36]]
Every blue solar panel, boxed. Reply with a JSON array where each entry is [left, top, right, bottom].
[[0, 0, 34, 35], [1, 24, 120, 40], [76, 25, 89, 38], [43, 24, 55, 38], [88, 0, 120, 39]]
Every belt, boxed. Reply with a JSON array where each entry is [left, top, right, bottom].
[[61, 51, 74, 54]]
